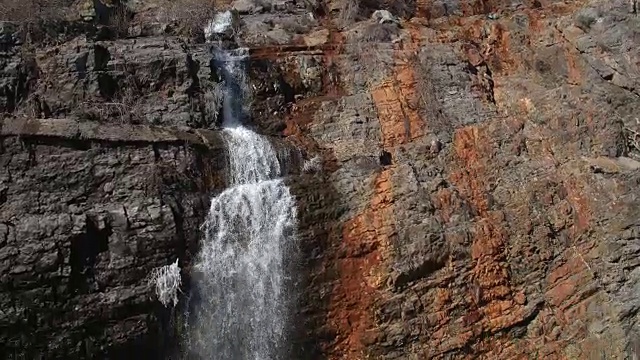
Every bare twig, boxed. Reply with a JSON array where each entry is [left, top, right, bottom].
[[0, 0, 73, 42], [337, 0, 361, 28], [625, 126, 640, 153], [158, 0, 217, 37]]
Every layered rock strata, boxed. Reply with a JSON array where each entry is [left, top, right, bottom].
[[1, 0, 640, 358]]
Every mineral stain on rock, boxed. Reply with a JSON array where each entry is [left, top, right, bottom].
[[2, 0, 640, 358]]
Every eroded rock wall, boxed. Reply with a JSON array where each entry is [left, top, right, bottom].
[[275, 0, 640, 359], [0, 119, 226, 358], [2, 0, 640, 358]]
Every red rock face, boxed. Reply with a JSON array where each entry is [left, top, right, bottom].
[[327, 169, 394, 358], [283, 0, 640, 358], [2, 0, 640, 357], [371, 26, 425, 149]]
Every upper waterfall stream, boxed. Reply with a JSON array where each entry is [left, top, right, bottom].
[[185, 45, 297, 360]]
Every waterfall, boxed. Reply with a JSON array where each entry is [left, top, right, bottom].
[[185, 45, 297, 359]]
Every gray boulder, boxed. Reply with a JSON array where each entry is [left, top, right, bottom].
[[372, 9, 399, 24]]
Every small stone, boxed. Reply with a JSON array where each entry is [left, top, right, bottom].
[[266, 28, 292, 44], [361, 329, 380, 346], [128, 25, 142, 38], [304, 29, 329, 47], [430, 139, 442, 154], [372, 10, 399, 25], [231, 0, 261, 14], [103, 182, 115, 193], [10, 264, 29, 274], [79, 0, 96, 21], [464, 46, 485, 67]]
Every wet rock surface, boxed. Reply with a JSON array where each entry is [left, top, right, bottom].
[[2, 0, 640, 358]]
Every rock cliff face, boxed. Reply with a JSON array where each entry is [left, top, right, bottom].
[[2, 0, 640, 358], [0, 118, 226, 357]]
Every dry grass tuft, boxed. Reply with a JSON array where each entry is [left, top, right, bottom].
[[0, 0, 74, 41], [158, 0, 217, 38], [344, 22, 398, 87], [337, 0, 361, 29], [625, 125, 640, 157], [1, 0, 218, 40], [359, 22, 399, 42], [0, 0, 69, 22]]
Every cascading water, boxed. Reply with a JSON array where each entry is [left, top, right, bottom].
[[185, 44, 297, 359]]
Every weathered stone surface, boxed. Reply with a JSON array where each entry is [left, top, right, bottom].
[[0, 36, 226, 129], [0, 120, 226, 358], [2, 0, 640, 358], [280, 0, 640, 359], [0, 118, 224, 147]]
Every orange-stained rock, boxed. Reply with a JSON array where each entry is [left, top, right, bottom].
[[371, 24, 425, 150], [5, 0, 640, 358], [283, 0, 640, 357], [326, 169, 396, 359]]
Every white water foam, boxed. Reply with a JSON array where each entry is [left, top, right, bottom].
[[186, 39, 297, 360], [204, 11, 235, 41]]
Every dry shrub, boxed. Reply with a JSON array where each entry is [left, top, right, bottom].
[[106, 4, 134, 38], [277, 16, 314, 35], [337, 0, 414, 25], [111, 62, 148, 123], [345, 22, 398, 86], [0, 0, 68, 22], [360, 22, 399, 42], [625, 125, 640, 157], [574, 8, 599, 33], [75, 56, 149, 124], [0, 0, 73, 40], [160, 0, 217, 38], [149, 259, 182, 308], [414, 52, 451, 139], [337, 0, 360, 29]]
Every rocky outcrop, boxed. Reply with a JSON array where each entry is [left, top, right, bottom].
[[2, 0, 640, 358], [281, 0, 640, 359], [0, 118, 224, 145], [0, 118, 225, 357]]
